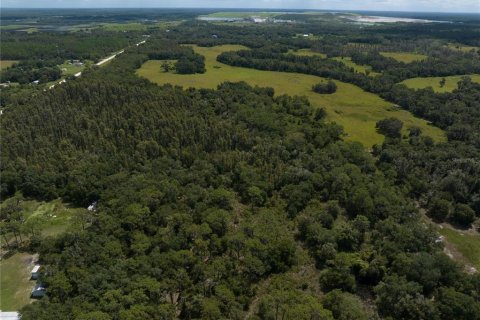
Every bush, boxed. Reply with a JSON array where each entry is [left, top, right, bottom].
[[313, 81, 337, 94], [428, 198, 452, 222], [450, 203, 476, 226], [376, 117, 403, 139]]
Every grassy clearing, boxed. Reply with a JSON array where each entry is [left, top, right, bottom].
[[17, 27, 38, 34], [380, 51, 428, 63], [0, 196, 88, 310], [100, 22, 148, 32], [58, 61, 87, 76], [137, 45, 444, 147], [331, 57, 381, 76], [0, 25, 33, 31], [0, 196, 87, 247], [204, 11, 281, 18], [447, 43, 479, 53], [401, 74, 480, 93], [438, 227, 480, 270], [0, 252, 37, 311], [288, 49, 327, 58], [0, 60, 18, 70]]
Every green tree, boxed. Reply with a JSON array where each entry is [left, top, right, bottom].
[[376, 118, 403, 139], [375, 275, 438, 320], [450, 203, 475, 226], [322, 289, 370, 320], [428, 198, 452, 222]]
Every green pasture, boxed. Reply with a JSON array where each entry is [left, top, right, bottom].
[[447, 43, 478, 53], [401, 74, 480, 93], [380, 51, 428, 63], [137, 44, 444, 147], [331, 57, 381, 76]]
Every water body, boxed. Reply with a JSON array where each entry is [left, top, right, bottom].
[[344, 15, 444, 23]]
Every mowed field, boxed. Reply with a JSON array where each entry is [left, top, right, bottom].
[[0, 253, 37, 311], [137, 45, 445, 147], [401, 74, 480, 93], [380, 51, 428, 63], [0, 60, 18, 70]]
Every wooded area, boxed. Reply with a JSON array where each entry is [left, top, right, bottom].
[[1, 9, 480, 320]]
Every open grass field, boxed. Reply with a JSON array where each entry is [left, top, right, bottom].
[[331, 57, 381, 76], [380, 51, 428, 63], [0, 252, 37, 311], [447, 43, 479, 53], [204, 11, 281, 18], [288, 49, 327, 58], [0, 60, 18, 70], [18, 27, 38, 33], [401, 74, 480, 93], [137, 45, 444, 147], [438, 227, 480, 270], [0, 196, 87, 247], [100, 22, 148, 32]]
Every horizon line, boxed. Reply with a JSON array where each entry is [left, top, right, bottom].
[[0, 7, 479, 14]]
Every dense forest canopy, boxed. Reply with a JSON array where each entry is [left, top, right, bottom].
[[1, 9, 480, 320]]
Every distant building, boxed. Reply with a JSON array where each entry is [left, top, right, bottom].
[[0, 312, 20, 320], [31, 265, 41, 280], [32, 80, 40, 85], [31, 283, 46, 299], [212, 34, 218, 38], [252, 18, 267, 23], [303, 34, 310, 37]]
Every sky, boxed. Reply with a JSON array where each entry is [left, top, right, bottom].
[[1, 0, 479, 13]]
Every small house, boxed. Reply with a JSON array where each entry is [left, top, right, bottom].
[[31, 283, 46, 299], [31, 265, 41, 280], [32, 80, 40, 85]]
